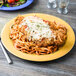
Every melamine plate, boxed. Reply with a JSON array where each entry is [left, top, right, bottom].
[[1, 13, 75, 62]]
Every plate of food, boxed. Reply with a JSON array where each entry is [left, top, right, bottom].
[[0, 0, 33, 11], [1, 13, 75, 62]]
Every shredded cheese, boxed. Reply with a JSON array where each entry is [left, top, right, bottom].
[[19, 16, 55, 41]]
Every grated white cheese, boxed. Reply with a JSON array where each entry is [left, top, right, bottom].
[[19, 16, 55, 41]]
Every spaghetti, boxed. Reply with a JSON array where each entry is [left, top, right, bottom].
[[9, 15, 67, 55]]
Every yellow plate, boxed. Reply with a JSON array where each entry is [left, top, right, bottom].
[[1, 13, 75, 62]]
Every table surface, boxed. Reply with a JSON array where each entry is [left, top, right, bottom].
[[0, 0, 76, 76]]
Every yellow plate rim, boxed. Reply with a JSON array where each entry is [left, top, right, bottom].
[[1, 13, 75, 62]]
